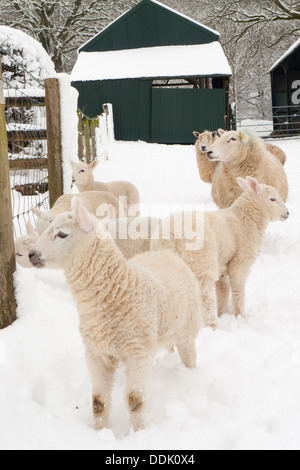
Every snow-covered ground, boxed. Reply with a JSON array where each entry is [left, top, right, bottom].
[[1, 138, 300, 450]]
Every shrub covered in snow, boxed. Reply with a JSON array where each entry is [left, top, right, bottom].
[[0, 26, 55, 89]]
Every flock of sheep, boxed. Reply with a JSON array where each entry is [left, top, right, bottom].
[[15, 128, 289, 432]]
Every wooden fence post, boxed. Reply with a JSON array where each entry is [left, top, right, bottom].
[[45, 78, 64, 208], [0, 58, 17, 329]]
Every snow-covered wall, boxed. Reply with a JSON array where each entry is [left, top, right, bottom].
[[56, 73, 79, 193]]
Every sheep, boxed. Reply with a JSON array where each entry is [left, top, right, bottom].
[[265, 142, 287, 166], [151, 176, 289, 330], [32, 190, 124, 235], [28, 198, 202, 432], [15, 220, 38, 268], [104, 216, 162, 259], [193, 130, 219, 183], [71, 160, 141, 217], [206, 129, 288, 209]]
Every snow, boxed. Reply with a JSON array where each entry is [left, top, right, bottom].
[[1, 138, 300, 450], [71, 42, 232, 82], [269, 37, 300, 72], [0, 26, 55, 88], [56, 74, 79, 193]]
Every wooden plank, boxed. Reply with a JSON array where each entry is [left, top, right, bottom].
[[9, 157, 48, 170], [45, 78, 64, 208], [5, 96, 45, 107], [0, 59, 17, 329], [7, 129, 47, 142]]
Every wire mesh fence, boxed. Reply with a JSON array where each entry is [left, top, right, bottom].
[[1, 45, 50, 239]]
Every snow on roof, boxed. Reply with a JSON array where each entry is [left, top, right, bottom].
[[71, 42, 232, 82], [79, 0, 219, 52], [269, 37, 300, 72]]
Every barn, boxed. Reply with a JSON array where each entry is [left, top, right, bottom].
[[71, 0, 232, 144], [270, 38, 300, 136]]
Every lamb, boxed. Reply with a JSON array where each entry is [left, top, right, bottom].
[[71, 160, 140, 216], [15, 221, 38, 268], [151, 176, 289, 330], [193, 130, 219, 183], [207, 130, 288, 208], [32, 190, 123, 235], [29, 198, 202, 432]]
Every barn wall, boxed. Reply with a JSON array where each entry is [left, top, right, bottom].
[[80, 0, 218, 53], [73, 79, 152, 141], [151, 88, 226, 144]]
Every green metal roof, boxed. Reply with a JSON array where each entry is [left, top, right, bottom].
[[79, 0, 220, 53]]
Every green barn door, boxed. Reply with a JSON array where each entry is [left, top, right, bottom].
[[151, 88, 226, 144]]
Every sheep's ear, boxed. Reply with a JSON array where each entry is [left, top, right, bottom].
[[212, 131, 218, 138], [26, 220, 36, 235], [218, 129, 225, 136], [240, 130, 249, 143], [193, 131, 200, 139], [72, 198, 97, 233], [237, 177, 249, 193], [89, 160, 98, 171], [32, 206, 43, 218], [246, 176, 264, 197]]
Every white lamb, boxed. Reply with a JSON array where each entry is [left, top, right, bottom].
[[151, 176, 289, 329], [29, 198, 202, 432], [71, 160, 141, 216], [15, 221, 38, 268], [32, 190, 123, 235]]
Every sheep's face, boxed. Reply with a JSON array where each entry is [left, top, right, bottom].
[[71, 160, 98, 187], [15, 234, 39, 268], [237, 176, 289, 222], [193, 130, 217, 154], [207, 130, 248, 163], [29, 199, 99, 270], [261, 186, 289, 222]]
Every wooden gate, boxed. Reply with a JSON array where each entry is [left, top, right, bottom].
[[151, 88, 226, 144]]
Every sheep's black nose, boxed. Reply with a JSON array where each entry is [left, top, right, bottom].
[[207, 150, 213, 156], [201, 146, 206, 151]]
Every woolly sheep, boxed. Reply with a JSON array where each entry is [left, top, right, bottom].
[[15, 221, 38, 268], [193, 130, 287, 188], [29, 199, 202, 432], [207, 130, 288, 208], [32, 190, 123, 235], [193, 130, 219, 183], [151, 176, 289, 329], [71, 160, 141, 216]]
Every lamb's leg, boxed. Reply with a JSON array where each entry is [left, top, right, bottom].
[[227, 266, 247, 317], [125, 352, 156, 432], [199, 277, 218, 330], [216, 273, 230, 317], [85, 350, 117, 430], [176, 340, 197, 369]]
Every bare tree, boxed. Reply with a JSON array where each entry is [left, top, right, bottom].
[[0, 0, 138, 72]]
